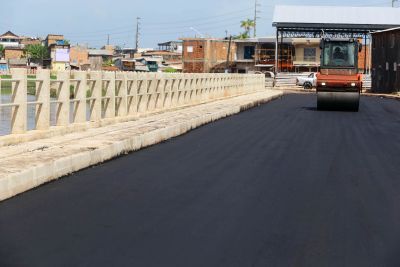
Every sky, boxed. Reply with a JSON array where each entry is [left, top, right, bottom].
[[0, 0, 397, 49]]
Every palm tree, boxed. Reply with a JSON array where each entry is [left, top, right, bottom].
[[240, 19, 255, 39]]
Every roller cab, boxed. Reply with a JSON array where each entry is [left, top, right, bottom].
[[317, 39, 363, 111]]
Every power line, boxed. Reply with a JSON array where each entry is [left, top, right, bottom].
[[61, 7, 255, 36], [67, 14, 254, 41]]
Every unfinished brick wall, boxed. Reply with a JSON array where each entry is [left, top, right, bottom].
[[182, 39, 236, 73], [4, 49, 24, 60], [70, 46, 89, 65]]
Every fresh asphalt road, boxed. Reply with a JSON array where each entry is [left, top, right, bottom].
[[1, 94, 400, 267]]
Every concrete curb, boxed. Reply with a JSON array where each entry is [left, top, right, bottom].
[[362, 92, 400, 101], [0, 92, 283, 202]]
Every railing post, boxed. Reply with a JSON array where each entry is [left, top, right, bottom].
[[147, 73, 156, 112], [10, 68, 27, 134], [35, 69, 50, 130], [137, 72, 147, 113], [171, 74, 178, 107], [126, 72, 137, 115], [88, 71, 102, 122], [102, 71, 116, 118], [155, 73, 164, 110], [72, 71, 87, 123], [116, 71, 128, 117], [55, 71, 70, 126]]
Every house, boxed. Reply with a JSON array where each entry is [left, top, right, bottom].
[[142, 50, 183, 71], [135, 57, 163, 72], [233, 37, 293, 73], [114, 58, 137, 71], [4, 47, 25, 60], [20, 36, 42, 46], [8, 58, 27, 69], [45, 34, 65, 47], [0, 31, 22, 48], [291, 38, 320, 72], [158, 41, 183, 53], [88, 49, 113, 70], [371, 27, 400, 93], [70, 45, 90, 70], [233, 37, 371, 73], [45, 34, 70, 71], [181, 38, 236, 73], [234, 39, 257, 73]]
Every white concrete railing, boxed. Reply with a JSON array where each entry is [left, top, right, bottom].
[[0, 69, 265, 136]]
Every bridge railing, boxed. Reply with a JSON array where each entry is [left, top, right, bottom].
[[0, 69, 265, 136]]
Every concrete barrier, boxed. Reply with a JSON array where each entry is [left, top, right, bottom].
[[0, 70, 265, 146]]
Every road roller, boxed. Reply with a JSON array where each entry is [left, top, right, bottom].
[[317, 38, 363, 111]]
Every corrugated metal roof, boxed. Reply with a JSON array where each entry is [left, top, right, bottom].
[[273, 5, 400, 29], [88, 49, 113, 56]]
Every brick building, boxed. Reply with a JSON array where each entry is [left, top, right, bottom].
[[4, 47, 24, 60], [181, 38, 236, 73], [70, 46, 89, 70]]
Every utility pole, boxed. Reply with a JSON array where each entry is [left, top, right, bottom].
[[135, 17, 141, 51], [225, 35, 232, 72], [107, 34, 110, 46], [254, 0, 261, 37]]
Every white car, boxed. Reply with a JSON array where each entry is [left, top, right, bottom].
[[296, 73, 317, 89]]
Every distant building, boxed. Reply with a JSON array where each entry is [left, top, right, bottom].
[[45, 34, 70, 71], [8, 58, 28, 69], [158, 41, 183, 53], [70, 45, 90, 70], [181, 38, 236, 73], [4, 47, 25, 60], [371, 27, 400, 93], [20, 37, 42, 46], [45, 34, 65, 47], [233, 37, 370, 73], [0, 31, 22, 48], [88, 49, 113, 70]]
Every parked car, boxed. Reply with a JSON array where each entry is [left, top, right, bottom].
[[296, 73, 317, 89]]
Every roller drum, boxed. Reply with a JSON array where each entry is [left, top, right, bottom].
[[317, 91, 360, 111]]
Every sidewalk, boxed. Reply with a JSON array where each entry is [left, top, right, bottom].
[[0, 90, 283, 201]]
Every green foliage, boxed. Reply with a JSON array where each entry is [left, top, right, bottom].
[[102, 59, 113, 67], [25, 44, 49, 60], [164, 67, 177, 73], [239, 19, 255, 39], [0, 44, 4, 58]]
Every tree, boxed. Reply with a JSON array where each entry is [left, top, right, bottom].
[[102, 58, 113, 67], [239, 19, 255, 39], [0, 44, 4, 58], [25, 44, 49, 65]]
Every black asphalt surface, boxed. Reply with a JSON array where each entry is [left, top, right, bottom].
[[1, 94, 400, 267]]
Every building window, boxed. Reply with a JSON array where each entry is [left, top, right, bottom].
[[187, 46, 193, 53], [243, 46, 255, 60], [304, 47, 316, 62]]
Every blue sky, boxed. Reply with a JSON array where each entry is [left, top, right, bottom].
[[0, 0, 396, 48]]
